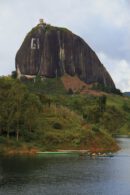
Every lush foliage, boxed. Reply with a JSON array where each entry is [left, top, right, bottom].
[[0, 77, 42, 141], [1, 76, 129, 153], [92, 83, 122, 95]]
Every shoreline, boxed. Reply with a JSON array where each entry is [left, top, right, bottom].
[[37, 150, 115, 157], [0, 146, 119, 156], [0, 137, 120, 156]]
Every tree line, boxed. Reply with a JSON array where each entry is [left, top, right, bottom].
[[0, 77, 43, 141]]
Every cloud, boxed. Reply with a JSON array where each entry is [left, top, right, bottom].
[[98, 52, 130, 92]]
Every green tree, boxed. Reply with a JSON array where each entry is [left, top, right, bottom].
[[23, 93, 42, 133], [98, 95, 107, 113], [8, 80, 27, 141], [0, 77, 14, 137], [101, 106, 125, 133]]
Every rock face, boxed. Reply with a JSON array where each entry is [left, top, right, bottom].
[[15, 21, 115, 88]]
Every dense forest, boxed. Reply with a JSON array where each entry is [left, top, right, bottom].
[[0, 75, 130, 154]]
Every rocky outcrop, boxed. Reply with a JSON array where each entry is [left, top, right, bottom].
[[15, 21, 115, 88]]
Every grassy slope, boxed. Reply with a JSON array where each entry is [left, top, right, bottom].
[[1, 77, 129, 155], [22, 79, 130, 152], [0, 103, 119, 155]]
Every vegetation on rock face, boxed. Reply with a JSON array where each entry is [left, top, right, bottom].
[[1, 76, 130, 154]]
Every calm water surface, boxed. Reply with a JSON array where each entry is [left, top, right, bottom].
[[0, 138, 130, 195]]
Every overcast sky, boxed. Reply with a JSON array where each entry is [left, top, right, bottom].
[[0, 0, 129, 91]]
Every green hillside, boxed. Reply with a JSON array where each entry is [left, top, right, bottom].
[[0, 76, 130, 155]]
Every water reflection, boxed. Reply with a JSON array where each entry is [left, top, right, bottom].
[[0, 138, 130, 195]]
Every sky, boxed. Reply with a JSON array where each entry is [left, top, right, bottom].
[[0, 0, 130, 91]]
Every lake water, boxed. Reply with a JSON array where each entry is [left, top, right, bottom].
[[0, 138, 130, 195]]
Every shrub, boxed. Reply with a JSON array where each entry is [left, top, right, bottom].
[[0, 136, 7, 144], [92, 125, 100, 132], [53, 122, 63, 130], [122, 102, 130, 112], [68, 88, 73, 95], [72, 138, 81, 146]]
